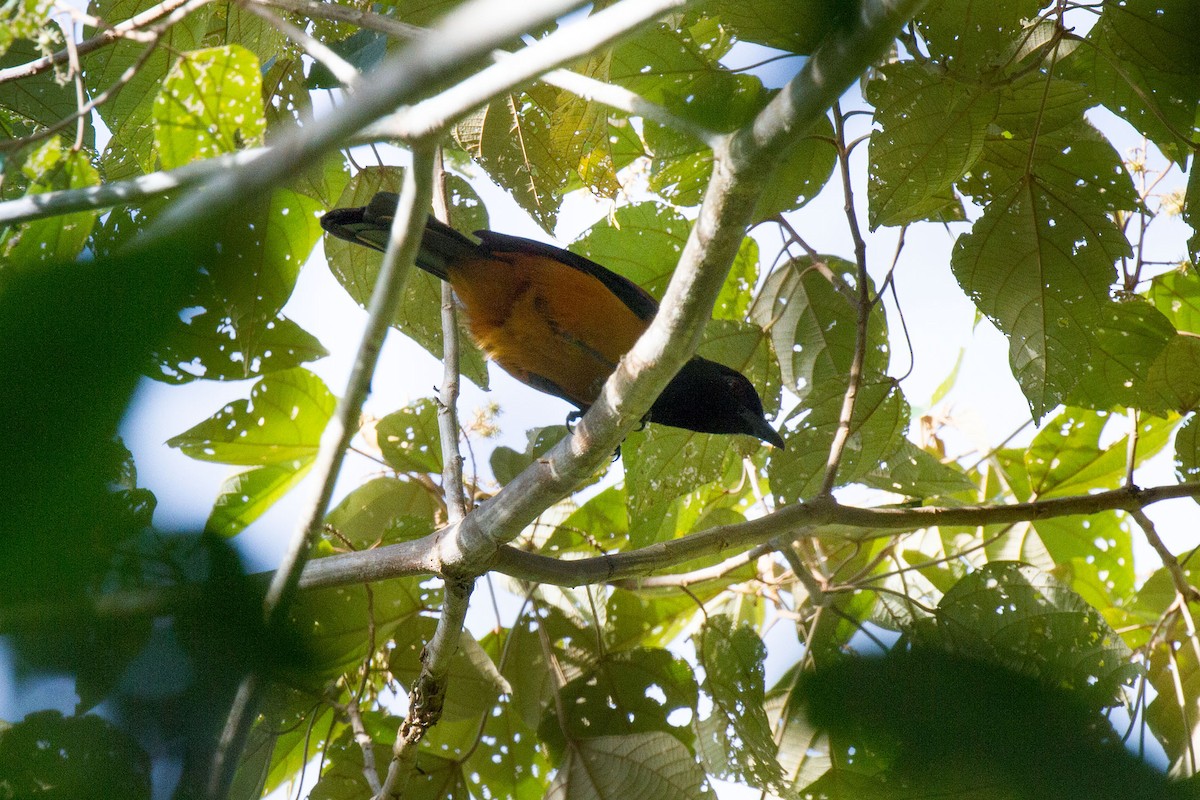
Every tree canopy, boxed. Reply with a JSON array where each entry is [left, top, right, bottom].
[[1, 0, 1200, 798]]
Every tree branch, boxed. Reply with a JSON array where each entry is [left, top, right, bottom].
[[0, 0, 214, 85], [480, 482, 1200, 587], [206, 147, 436, 800], [361, 0, 691, 142], [376, 578, 474, 799], [419, 0, 928, 576]]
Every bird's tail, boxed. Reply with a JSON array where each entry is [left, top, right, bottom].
[[319, 192, 481, 281]]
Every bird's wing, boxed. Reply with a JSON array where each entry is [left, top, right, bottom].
[[474, 230, 660, 323]]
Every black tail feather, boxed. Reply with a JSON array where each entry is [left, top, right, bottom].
[[319, 193, 482, 282]]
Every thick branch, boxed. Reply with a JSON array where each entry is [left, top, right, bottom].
[[146, 0, 593, 238], [377, 578, 474, 799], [295, 482, 1200, 590], [362, 0, 689, 141], [425, 0, 926, 575]]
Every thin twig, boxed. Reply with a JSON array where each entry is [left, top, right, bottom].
[[237, 0, 360, 87], [431, 149, 469, 523], [1132, 508, 1200, 603], [819, 100, 872, 497], [0, 0, 210, 84], [206, 148, 437, 800]]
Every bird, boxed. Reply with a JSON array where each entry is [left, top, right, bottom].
[[320, 192, 784, 448]]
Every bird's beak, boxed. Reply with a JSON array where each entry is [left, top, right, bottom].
[[743, 409, 785, 449]]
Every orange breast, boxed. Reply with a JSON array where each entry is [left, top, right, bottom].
[[446, 252, 648, 407]]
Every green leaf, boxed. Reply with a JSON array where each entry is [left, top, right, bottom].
[[1102, 0, 1200, 77], [153, 45, 264, 169], [1176, 413, 1200, 485], [1026, 408, 1174, 498], [1, 139, 99, 265], [770, 379, 909, 503], [312, 729, 468, 800], [911, 562, 1138, 705], [389, 617, 510, 721], [376, 398, 443, 474], [622, 426, 734, 524], [860, 439, 976, 499], [694, 616, 784, 792], [1066, 298, 1175, 411], [166, 367, 335, 465], [0, 711, 150, 800], [713, 235, 760, 321], [540, 648, 698, 756], [285, 576, 429, 681], [1149, 267, 1200, 334], [324, 476, 439, 549], [1063, 14, 1200, 162], [916, 0, 1047, 71], [611, 15, 768, 132], [0, 37, 88, 140], [82, 0, 208, 176], [749, 256, 888, 398], [84, 0, 209, 177], [545, 732, 706, 800], [950, 179, 1126, 417], [866, 63, 998, 228], [1038, 513, 1135, 603], [751, 114, 838, 223], [453, 87, 578, 231], [491, 425, 569, 487], [154, 311, 328, 383], [991, 74, 1091, 140], [323, 167, 490, 387], [572, 202, 689, 302], [465, 703, 549, 800], [964, 120, 1139, 214], [710, 0, 846, 54], [205, 460, 314, 537], [1141, 334, 1200, 413]]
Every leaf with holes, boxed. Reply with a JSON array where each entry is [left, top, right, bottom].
[[166, 367, 335, 465], [153, 45, 264, 168]]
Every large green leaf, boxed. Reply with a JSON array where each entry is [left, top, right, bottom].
[[389, 616, 510, 722], [950, 179, 1127, 417], [206, 461, 315, 537], [610, 15, 767, 132], [324, 476, 439, 549], [376, 398, 443, 474], [916, 0, 1047, 72], [867, 63, 998, 229], [709, 0, 845, 54], [1, 138, 99, 265], [572, 202, 689, 301], [539, 648, 698, 755], [1149, 268, 1200, 334], [770, 379, 909, 503], [694, 616, 785, 793], [1026, 407, 1173, 498], [911, 562, 1138, 705], [83, 0, 209, 177], [1063, 7, 1200, 162], [749, 256, 888, 398], [166, 367, 335, 465], [860, 439, 976, 499], [152, 44, 265, 168], [285, 576, 429, 681], [0, 37, 89, 141], [545, 732, 707, 800]]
